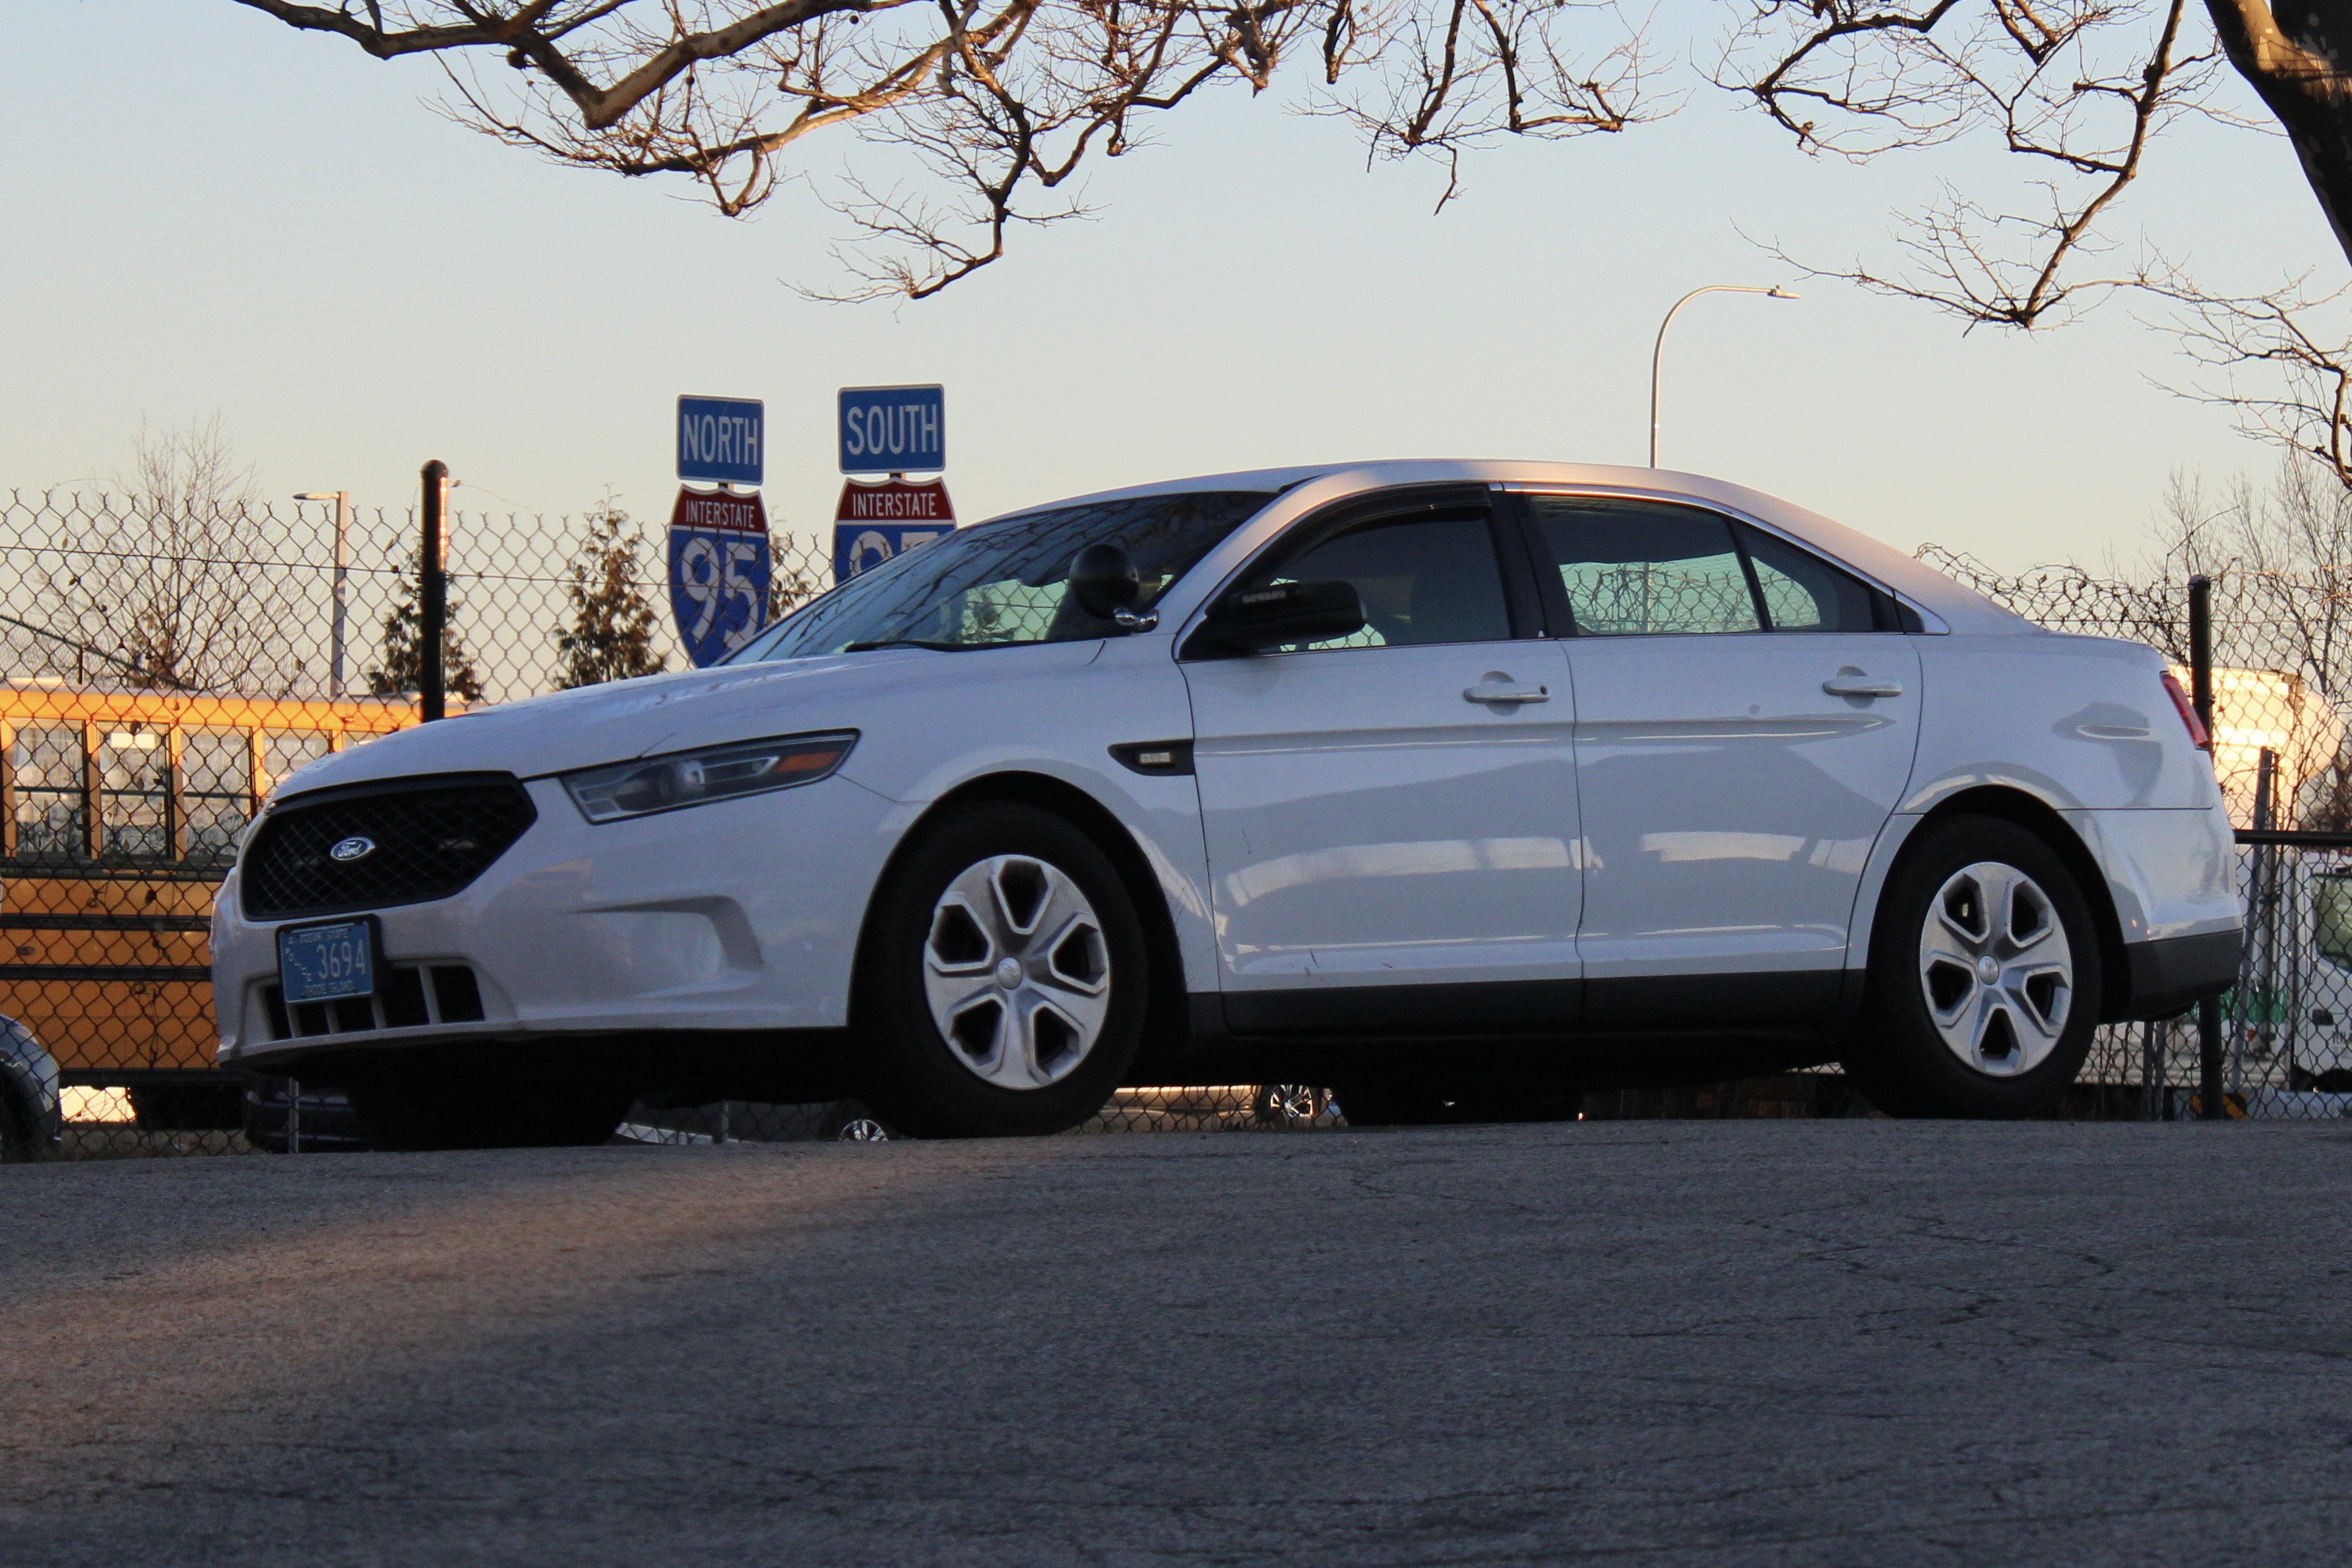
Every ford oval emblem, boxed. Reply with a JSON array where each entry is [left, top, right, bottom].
[[329, 836, 377, 863]]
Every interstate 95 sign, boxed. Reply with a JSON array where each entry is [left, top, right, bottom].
[[833, 476, 956, 582], [668, 488, 772, 668]]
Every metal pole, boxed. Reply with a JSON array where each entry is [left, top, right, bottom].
[[287, 1076, 301, 1156], [2188, 575, 2214, 732], [2246, 748, 2279, 1102], [331, 493, 350, 697], [2188, 573, 2227, 1119], [420, 461, 448, 723], [1649, 285, 1796, 468]]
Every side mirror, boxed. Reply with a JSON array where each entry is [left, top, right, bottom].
[[1188, 579, 1366, 656], [1067, 544, 1141, 621]]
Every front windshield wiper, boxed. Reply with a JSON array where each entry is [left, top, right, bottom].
[[841, 639, 969, 653]]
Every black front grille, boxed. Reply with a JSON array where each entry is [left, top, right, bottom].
[[261, 963, 488, 1040], [241, 776, 536, 921]]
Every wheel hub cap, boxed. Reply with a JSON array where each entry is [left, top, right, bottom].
[[923, 854, 1112, 1090], [1917, 860, 2074, 1078]]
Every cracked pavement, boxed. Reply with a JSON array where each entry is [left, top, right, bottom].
[[5, 1119, 2351, 1565]]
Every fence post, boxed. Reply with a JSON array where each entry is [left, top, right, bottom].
[[420, 460, 449, 723], [2247, 747, 2279, 1104], [331, 491, 350, 697], [2189, 573, 2227, 1121]]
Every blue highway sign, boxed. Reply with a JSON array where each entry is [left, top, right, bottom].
[[835, 522, 953, 582], [678, 394, 765, 486], [668, 488, 773, 668], [839, 384, 945, 474]]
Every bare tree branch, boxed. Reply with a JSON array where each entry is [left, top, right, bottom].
[[1723, 1, 2215, 328]]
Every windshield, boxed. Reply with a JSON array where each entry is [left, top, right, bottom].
[[731, 489, 1275, 661]]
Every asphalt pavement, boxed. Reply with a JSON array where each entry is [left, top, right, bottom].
[[5, 1119, 2349, 1565]]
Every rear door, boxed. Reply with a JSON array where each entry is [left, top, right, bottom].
[[1182, 487, 1581, 1034], [1513, 493, 1922, 1027]]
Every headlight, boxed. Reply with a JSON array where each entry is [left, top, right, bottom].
[[561, 732, 858, 823]]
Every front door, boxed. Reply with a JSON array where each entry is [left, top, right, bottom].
[[1515, 492, 1923, 1027], [1183, 491, 1581, 1035]]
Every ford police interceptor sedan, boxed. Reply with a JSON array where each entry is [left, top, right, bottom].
[[212, 461, 2241, 1146]]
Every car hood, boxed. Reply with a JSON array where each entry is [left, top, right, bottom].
[[272, 654, 941, 799]]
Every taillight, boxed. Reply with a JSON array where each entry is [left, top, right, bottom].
[[2161, 672, 2211, 751]]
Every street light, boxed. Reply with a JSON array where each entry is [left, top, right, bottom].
[[294, 489, 351, 696], [1649, 285, 1800, 469]]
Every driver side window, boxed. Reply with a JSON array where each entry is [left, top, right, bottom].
[[1261, 509, 1512, 651]]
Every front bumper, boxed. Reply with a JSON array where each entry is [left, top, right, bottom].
[[213, 773, 897, 1073]]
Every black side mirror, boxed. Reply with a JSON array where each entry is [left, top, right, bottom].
[[1188, 579, 1366, 656], [1067, 544, 1141, 620]]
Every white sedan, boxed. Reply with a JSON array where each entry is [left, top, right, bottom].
[[212, 461, 2241, 1145]]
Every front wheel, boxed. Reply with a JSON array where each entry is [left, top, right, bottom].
[[1841, 815, 2103, 1118], [850, 802, 1149, 1138]]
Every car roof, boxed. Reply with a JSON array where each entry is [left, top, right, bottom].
[[998, 458, 2038, 636]]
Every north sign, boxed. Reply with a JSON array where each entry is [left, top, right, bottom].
[[677, 394, 765, 487]]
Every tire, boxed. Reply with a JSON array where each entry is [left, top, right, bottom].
[[1841, 815, 2104, 1118], [851, 801, 1149, 1138], [0, 1090, 34, 1163], [348, 1071, 633, 1151]]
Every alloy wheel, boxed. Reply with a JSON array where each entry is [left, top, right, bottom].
[[922, 854, 1112, 1090], [1916, 860, 2075, 1077]]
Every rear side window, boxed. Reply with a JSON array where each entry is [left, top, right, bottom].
[[1527, 497, 1758, 636], [1740, 527, 1881, 633]]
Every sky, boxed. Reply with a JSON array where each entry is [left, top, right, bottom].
[[3, 1, 2339, 573]]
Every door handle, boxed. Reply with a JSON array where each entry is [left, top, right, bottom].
[[1822, 673, 1903, 698], [1465, 678, 1550, 705]]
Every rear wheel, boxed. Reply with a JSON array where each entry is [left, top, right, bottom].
[[852, 801, 1147, 1138], [1842, 815, 2103, 1118]]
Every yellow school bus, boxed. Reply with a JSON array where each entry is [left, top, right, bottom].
[[0, 682, 425, 1125]]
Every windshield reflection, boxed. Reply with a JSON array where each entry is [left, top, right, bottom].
[[729, 490, 1274, 662]]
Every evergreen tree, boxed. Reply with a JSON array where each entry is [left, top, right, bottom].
[[554, 501, 666, 688], [367, 541, 487, 703]]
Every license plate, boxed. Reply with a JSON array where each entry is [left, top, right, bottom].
[[277, 918, 379, 1005]]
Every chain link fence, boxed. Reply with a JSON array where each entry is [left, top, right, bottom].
[[1928, 548, 2352, 1119], [0, 487, 2324, 1156], [0, 487, 838, 1156]]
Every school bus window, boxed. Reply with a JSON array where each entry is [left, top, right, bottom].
[[182, 727, 250, 867], [262, 730, 330, 795], [99, 727, 169, 862], [13, 724, 84, 863], [0, 690, 426, 1097]]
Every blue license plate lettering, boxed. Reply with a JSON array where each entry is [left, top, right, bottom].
[[278, 921, 376, 1004]]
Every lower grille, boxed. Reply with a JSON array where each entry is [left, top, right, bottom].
[[241, 776, 536, 921], [262, 964, 488, 1041]]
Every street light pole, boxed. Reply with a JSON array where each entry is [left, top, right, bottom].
[[294, 489, 351, 696], [1649, 285, 1799, 468]]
